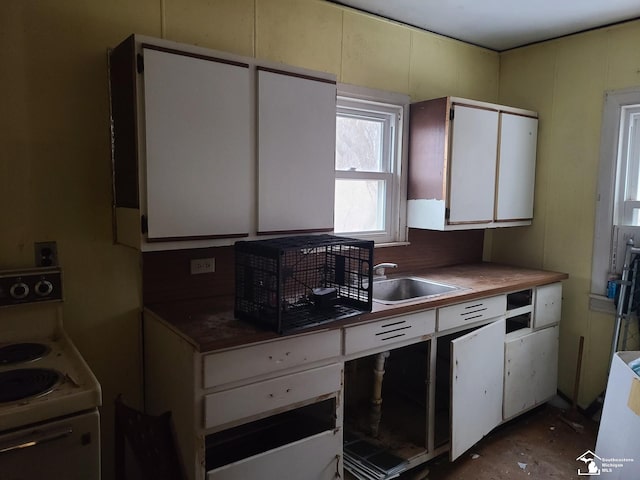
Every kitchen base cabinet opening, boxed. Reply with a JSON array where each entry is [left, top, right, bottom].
[[343, 341, 431, 477], [205, 398, 339, 479]]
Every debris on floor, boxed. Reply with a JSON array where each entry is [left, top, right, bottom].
[[398, 403, 598, 480]]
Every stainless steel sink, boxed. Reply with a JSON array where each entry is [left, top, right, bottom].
[[372, 276, 460, 304]]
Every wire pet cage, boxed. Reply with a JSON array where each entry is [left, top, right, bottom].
[[235, 234, 373, 334]]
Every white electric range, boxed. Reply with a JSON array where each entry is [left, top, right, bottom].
[[0, 267, 102, 479]]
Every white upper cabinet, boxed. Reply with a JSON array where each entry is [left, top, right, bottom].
[[257, 69, 336, 234], [142, 47, 252, 240], [496, 113, 538, 221], [407, 97, 538, 231], [448, 105, 499, 224], [109, 35, 337, 251]]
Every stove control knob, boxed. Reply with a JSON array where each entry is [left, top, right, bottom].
[[10, 282, 30, 299], [35, 279, 54, 297]]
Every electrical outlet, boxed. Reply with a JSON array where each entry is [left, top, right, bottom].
[[190, 257, 215, 275], [34, 241, 58, 267]]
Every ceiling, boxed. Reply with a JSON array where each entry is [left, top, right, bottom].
[[330, 0, 640, 51]]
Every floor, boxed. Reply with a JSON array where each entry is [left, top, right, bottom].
[[366, 403, 599, 480]]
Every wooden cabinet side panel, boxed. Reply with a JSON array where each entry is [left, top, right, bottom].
[[408, 97, 448, 201], [144, 314, 200, 480], [109, 35, 139, 208]]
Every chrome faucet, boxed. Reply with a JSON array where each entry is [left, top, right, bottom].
[[373, 262, 398, 278]]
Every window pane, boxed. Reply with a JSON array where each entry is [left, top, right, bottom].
[[335, 116, 384, 172], [629, 114, 640, 201], [334, 179, 385, 232]]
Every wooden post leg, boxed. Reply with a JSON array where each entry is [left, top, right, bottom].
[[370, 351, 390, 437]]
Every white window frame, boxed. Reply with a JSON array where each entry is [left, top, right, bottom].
[[591, 88, 640, 311], [334, 84, 409, 245]]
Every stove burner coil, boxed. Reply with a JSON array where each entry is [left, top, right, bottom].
[[0, 368, 62, 403], [0, 343, 50, 365]]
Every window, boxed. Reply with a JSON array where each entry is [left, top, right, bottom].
[[615, 105, 640, 226], [591, 88, 640, 305], [334, 85, 409, 244]]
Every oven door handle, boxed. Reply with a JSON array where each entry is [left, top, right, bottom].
[[0, 427, 73, 455]]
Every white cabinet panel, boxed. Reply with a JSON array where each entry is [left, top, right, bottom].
[[203, 330, 341, 388], [503, 325, 558, 420], [207, 430, 341, 480], [534, 282, 562, 329], [257, 69, 336, 234], [437, 294, 506, 331], [204, 363, 342, 430], [448, 105, 499, 224], [142, 48, 252, 239], [496, 113, 538, 221], [343, 310, 435, 356], [450, 318, 505, 461]]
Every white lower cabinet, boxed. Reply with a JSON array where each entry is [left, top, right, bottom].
[[343, 309, 435, 355], [434, 283, 561, 461], [144, 282, 562, 480], [204, 363, 343, 431], [503, 325, 559, 420], [207, 430, 341, 480], [450, 319, 505, 460]]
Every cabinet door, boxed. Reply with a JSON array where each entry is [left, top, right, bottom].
[[450, 318, 505, 460], [534, 282, 562, 329], [503, 325, 558, 420], [257, 69, 336, 234], [496, 113, 538, 221], [142, 48, 252, 240], [448, 105, 499, 224]]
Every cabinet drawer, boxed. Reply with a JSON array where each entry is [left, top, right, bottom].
[[204, 363, 342, 430], [343, 310, 435, 356], [437, 295, 506, 331], [203, 329, 340, 389], [534, 283, 562, 329], [207, 429, 341, 480]]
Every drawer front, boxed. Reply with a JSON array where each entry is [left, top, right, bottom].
[[204, 363, 342, 430], [207, 430, 341, 480], [533, 282, 562, 329], [203, 329, 341, 389], [343, 310, 435, 356], [437, 295, 506, 331]]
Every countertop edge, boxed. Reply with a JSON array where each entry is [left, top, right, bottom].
[[144, 263, 569, 353]]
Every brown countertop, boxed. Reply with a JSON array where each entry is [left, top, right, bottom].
[[144, 262, 568, 353]]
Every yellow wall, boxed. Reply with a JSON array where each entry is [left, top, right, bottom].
[[492, 20, 640, 407], [0, 1, 498, 478]]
